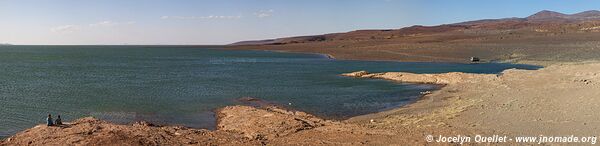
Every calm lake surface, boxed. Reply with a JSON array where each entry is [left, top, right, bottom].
[[0, 45, 541, 137]]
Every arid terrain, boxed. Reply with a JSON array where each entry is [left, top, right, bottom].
[[3, 10, 600, 145], [230, 10, 600, 66]]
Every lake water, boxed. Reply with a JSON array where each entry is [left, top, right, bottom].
[[0, 45, 541, 137]]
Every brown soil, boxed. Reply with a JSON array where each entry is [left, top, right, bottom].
[[228, 32, 600, 66], [229, 11, 600, 66], [0, 105, 452, 145]]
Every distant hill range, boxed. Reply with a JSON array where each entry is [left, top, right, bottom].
[[526, 10, 600, 21], [231, 10, 600, 45]]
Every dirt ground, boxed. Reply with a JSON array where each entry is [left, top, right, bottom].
[[229, 32, 600, 66]]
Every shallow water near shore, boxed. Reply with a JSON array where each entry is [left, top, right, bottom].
[[0, 45, 541, 137]]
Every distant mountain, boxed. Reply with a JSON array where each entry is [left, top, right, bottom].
[[526, 10, 569, 21], [231, 10, 600, 46], [571, 10, 600, 20], [526, 10, 600, 21]]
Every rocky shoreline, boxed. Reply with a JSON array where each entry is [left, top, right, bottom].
[[0, 105, 409, 145], [4, 62, 600, 145], [340, 70, 491, 84], [347, 62, 600, 143]]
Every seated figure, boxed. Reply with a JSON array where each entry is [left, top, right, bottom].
[[55, 115, 62, 125], [46, 114, 54, 126]]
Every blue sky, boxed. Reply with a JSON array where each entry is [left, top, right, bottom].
[[0, 0, 598, 45]]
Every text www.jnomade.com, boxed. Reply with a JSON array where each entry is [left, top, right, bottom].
[[427, 135, 597, 144]]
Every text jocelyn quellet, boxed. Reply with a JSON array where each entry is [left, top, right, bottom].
[[434, 135, 507, 144]]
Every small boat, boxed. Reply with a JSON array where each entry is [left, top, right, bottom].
[[470, 57, 480, 62]]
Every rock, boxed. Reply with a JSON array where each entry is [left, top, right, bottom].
[[341, 71, 496, 84], [341, 71, 370, 77], [238, 97, 261, 102], [420, 91, 432, 95], [216, 105, 326, 140], [133, 121, 156, 127], [1, 105, 396, 145], [0, 116, 262, 145]]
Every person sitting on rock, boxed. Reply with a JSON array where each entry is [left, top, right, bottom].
[[55, 115, 62, 125], [46, 114, 54, 126]]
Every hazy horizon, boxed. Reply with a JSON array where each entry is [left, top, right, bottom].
[[1, 0, 599, 45]]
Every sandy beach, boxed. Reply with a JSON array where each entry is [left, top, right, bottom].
[[4, 61, 600, 145], [346, 62, 600, 142]]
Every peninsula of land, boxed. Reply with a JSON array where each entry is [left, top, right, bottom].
[[230, 10, 600, 66]]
